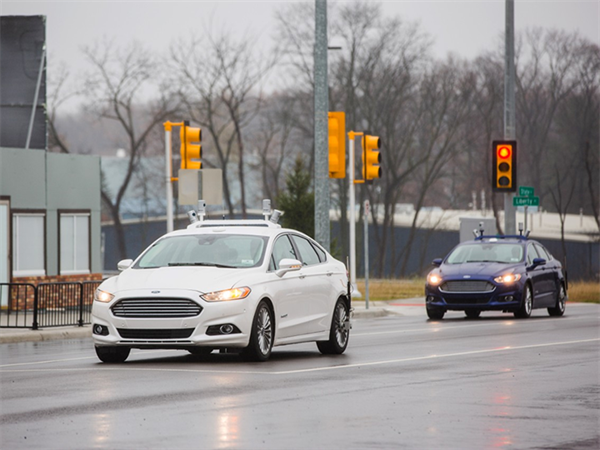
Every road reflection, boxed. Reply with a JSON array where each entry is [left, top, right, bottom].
[[212, 375, 242, 448], [490, 385, 514, 447], [93, 413, 112, 446]]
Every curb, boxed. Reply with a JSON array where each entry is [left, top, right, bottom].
[[0, 326, 92, 344]]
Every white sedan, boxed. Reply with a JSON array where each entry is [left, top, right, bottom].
[[92, 219, 350, 362]]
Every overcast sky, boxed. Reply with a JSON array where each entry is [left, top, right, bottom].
[[2, 1, 598, 86]]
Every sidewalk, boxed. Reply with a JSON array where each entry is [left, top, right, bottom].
[[0, 298, 426, 344]]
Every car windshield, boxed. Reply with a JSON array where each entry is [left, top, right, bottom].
[[134, 234, 269, 269], [446, 243, 524, 264]]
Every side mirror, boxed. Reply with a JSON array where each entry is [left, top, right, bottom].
[[527, 257, 546, 270], [117, 259, 133, 271], [275, 258, 302, 278], [432, 258, 443, 267]]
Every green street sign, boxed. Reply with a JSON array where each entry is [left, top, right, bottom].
[[513, 196, 539, 207], [519, 186, 535, 197]]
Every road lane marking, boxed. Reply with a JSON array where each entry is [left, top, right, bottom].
[[1, 338, 598, 376], [271, 338, 600, 375], [0, 350, 175, 368], [1, 315, 597, 369], [352, 314, 598, 337]]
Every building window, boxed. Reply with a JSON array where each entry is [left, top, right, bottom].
[[12, 213, 46, 277], [60, 213, 90, 275]]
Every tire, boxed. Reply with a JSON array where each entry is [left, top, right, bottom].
[[465, 310, 481, 319], [95, 346, 130, 363], [241, 301, 274, 362], [548, 283, 566, 317], [317, 299, 350, 355], [426, 306, 445, 320], [514, 285, 533, 319]]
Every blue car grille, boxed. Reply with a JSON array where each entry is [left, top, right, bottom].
[[445, 298, 490, 305], [440, 280, 495, 293]]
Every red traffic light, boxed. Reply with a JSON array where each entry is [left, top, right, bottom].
[[497, 146, 511, 159]]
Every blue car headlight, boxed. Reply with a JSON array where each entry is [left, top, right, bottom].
[[494, 273, 521, 284]]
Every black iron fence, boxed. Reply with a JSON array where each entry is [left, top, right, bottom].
[[0, 280, 101, 329]]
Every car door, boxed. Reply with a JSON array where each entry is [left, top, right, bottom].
[[534, 243, 558, 307], [289, 234, 332, 334], [526, 243, 549, 307], [267, 234, 307, 339]]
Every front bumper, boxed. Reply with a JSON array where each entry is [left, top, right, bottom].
[[425, 281, 523, 311], [91, 288, 257, 349]]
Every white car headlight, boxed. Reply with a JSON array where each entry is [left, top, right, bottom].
[[94, 289, 115, 303], [494, 273, 521, 284], [201, 287, 251, 302]]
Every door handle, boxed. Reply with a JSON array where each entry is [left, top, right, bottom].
[[327, 272, 333, 277], [299, 275, 306, 279]]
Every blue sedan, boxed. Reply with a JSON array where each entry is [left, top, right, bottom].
[[425, 235, 567, 320]]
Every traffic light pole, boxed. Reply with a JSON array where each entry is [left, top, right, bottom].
[[503, 0, 516, 235], [164, 124, 174, 233], [314, 0, 330, 251], [348, 134, 361, 297]]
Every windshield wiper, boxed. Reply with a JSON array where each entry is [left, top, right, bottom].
[[168, 262, 216, 267], [466, 260, 497, 263], [168, 262, 236, 268]]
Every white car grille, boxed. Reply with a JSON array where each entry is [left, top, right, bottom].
[[111, 298, 202, 318]]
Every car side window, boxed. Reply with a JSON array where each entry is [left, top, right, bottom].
[[534, 243, 551, 261], [527, 244, 539, 265], [291, 235, 321, 266], [271, 235, 297, 270], [311, 241, 327, 263]]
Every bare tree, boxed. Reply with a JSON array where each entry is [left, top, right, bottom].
[[82, 40, 179, 260], [554, 40, 600, 230], [170, 31, 276, 217], [396, 58, 473, 276], [248, 93, 301, 202], [47, 62, 78, 154], [515, 29, 582, 205]]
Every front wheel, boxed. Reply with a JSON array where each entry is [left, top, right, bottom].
[[426, 306, 445, 320], [95, 346, 130, 363], [548, 284, 566, 317], [241, 301, 274, 362], [514, 285, 533, 319], [317, 299, 350, 355]]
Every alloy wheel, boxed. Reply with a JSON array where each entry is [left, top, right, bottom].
[[334, 302, 349, 348], [257, 306, 272, 356]]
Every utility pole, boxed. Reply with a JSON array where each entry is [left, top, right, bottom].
[[314, 0, 330, 250], [504, 0, 516, 234]]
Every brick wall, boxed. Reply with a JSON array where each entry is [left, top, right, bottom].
[[5, 273, 103, 311]]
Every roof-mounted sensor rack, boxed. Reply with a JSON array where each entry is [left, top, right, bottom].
[[185, 199, 284, 229]]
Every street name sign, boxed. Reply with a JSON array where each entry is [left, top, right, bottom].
[[513, 196, 539, 207], [519, 186, 534, 197]]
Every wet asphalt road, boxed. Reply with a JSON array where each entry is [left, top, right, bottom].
[[1, 304, 599, 450]]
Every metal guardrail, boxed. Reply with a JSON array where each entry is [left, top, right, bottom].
[[0, 280, 101, 329]]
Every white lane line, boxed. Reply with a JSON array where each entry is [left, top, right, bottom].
[[1, 338, 597, 376], [271, 338, 600, 375], [0, 350, 175, 368], [352, 314, 598, 338]]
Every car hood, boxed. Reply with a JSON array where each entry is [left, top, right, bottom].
[[103, 266, 252, 295], [439, 262, 523, 278]]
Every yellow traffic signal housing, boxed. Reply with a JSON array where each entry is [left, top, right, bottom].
[[362, 134, 381, 180], [180, 123, 202, 170], [492, 140, 517, 192], [328, 112, 346, 178]]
